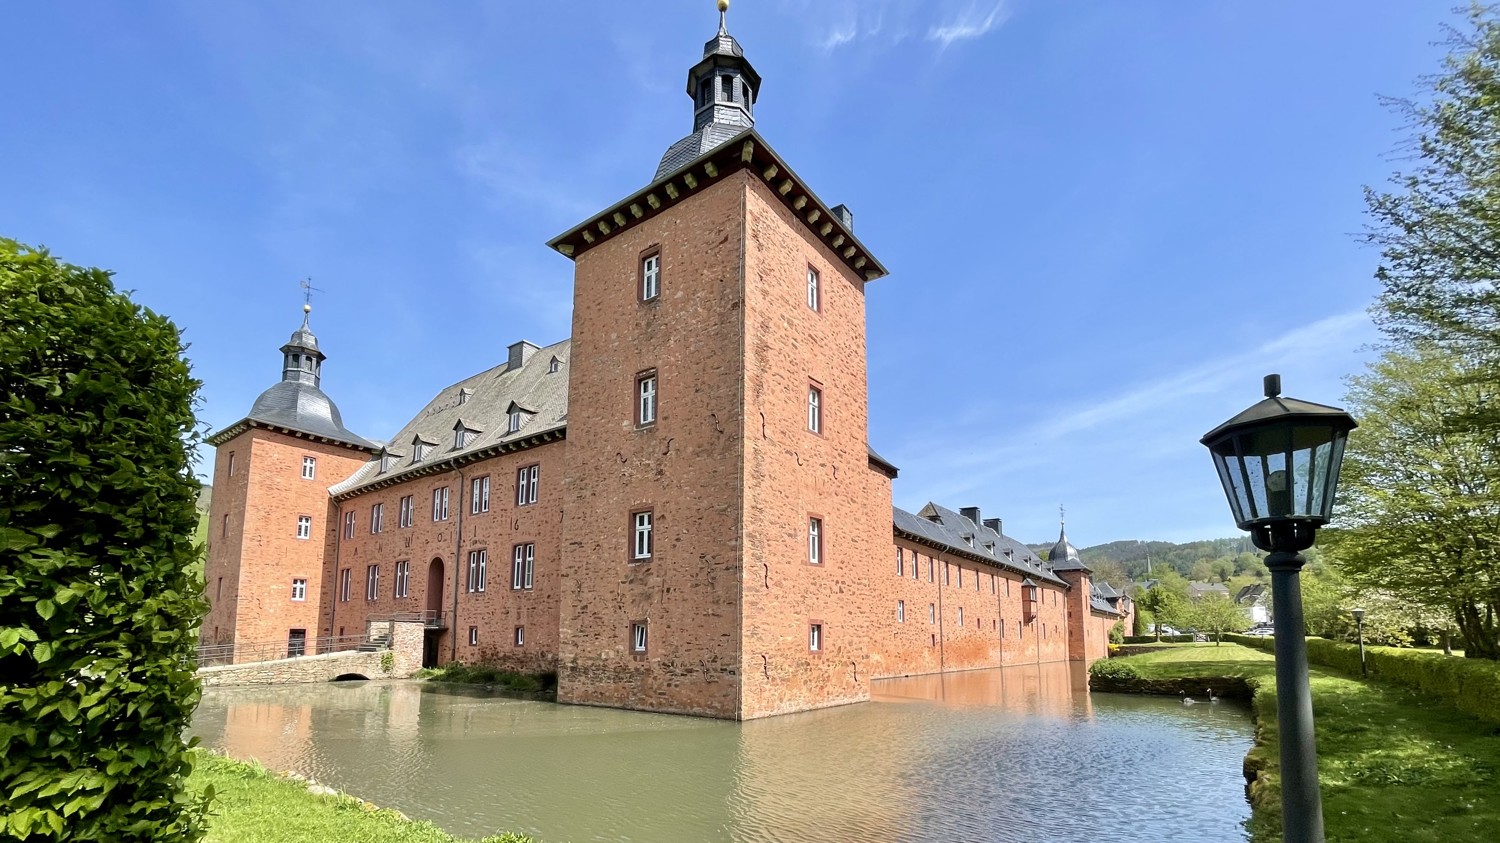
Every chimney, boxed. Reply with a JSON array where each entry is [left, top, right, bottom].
[[831, 204, 854, 232], [983, 517, 1002, 535], [507, 340, 540, 371], [959, 506, 981, 526]]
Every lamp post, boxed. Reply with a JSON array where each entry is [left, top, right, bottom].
[[1201, 374, 1357, 843], [1352, 608, 1367, 676]]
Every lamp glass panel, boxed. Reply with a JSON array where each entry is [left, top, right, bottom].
[[1213, 451, 1249, 524], [1323, 433, 1349, 520]]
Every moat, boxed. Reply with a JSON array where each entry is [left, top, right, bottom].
[[190, 663, 1254, 843]]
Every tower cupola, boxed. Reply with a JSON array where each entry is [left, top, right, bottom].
[[655, 0, 762, 180], [1048, 509, 1091, 573], [280, 303, 325, 388]]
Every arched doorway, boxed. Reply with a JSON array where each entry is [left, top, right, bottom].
[[423, 557, 445, 668]]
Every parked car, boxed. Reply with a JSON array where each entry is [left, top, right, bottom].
[[1245, 627, 1275, 637]]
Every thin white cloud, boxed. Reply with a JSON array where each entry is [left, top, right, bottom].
[[818, 23, 859, 51], [926, 1, 1010, 49]]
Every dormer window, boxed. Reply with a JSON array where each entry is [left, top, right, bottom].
[[963, 534, 974, 547], [412, 437, 434, 463], [548, 356, 561, 374], [378, 449, 400, 474], [505, 401, 534, 435], [458, 388, 474, 405], [508, 411, 522, 433], [453, 419, 481, 449]]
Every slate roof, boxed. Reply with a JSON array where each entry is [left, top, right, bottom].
[[238, 380, 377, 450], [329, 340, 571, 497], [656, 123, 750, 182], [1047, 525, 1090, 572], [1235, 583, 1268, 605], [895, 503, 1065, 586], [1187, 582, 1231, 600]]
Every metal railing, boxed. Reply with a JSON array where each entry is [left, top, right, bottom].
[[194, 633, 373, 668], [369, 609, 446, 630]]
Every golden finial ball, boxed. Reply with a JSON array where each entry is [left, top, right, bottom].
[[718, 0, 729, 12], [303, 303, 312, 313]]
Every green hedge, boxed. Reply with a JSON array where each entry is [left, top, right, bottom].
[[1225, 634, 1500, 725], [0, 241, 207, 841], [1123, 634, 1195, 644]]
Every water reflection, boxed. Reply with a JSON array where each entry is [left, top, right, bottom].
[[191, 664, 1253, 843]]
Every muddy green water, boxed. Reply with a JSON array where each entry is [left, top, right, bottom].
[[190, 663, 1254, 842]]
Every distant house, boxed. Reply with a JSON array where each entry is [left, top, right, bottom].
[[1234, 584, 1271, 624], [1186, 582, 1230, 601]]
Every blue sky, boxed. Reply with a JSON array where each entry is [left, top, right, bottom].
[[1, 1, 1452, 546]]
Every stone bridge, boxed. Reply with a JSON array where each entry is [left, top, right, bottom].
[[198, 620, 425, 688]]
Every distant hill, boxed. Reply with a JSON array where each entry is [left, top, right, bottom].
[[1028, 536, 1263, 584]]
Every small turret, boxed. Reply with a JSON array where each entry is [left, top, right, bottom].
[[655, 0, 763, 180]]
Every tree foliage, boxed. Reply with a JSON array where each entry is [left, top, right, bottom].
[[0, 239, 208, 840], [1326, 345, 1500, 656], [1183, 594, 1248, 644]]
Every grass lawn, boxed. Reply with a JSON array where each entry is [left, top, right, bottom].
[[1111, 643, 1500, 843], [189, 751, 537, 843]]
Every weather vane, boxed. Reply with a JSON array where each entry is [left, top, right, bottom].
[[299, 277, 324, 314], [1060, 504, 1065, 526]]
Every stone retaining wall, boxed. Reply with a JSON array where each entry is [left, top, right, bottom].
[[199, 621, 425, 687]]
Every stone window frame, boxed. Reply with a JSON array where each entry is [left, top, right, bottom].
[[511, 543, 535, 591], [957, 606, 964, 627], [635, 370, 658, 427], [807, 514, 824, 566], [468, 626, 479, 647], [467, 548, 487, 594], [227, 451, 236, 477], [896, 547, 904, 577], [301, 455, 316, 480], [806, 264, 820, 313], [364, 564, 379, 602], [807, 380, 823, 436], [290, 578, 307, 602], [897, 600, 905, 623], [296, 515, 312, 541], [432, 486, 450, 522], [221, 514, 229, 539], [630, 620, 649, 658], [640, 246, 662, 303], [394, 560, 410, 599], [808, 620, 825, 654], [929, 603, 936, 624], [370, 502, 383, 534], [471, 475, 491, 515], [630, 509, 654, 563], [338, 568, 351, 602], [516, 464, 539, 506], [343, 510, 356, 539], [514, 626, 525, 647], [398, 495, 414, 529]]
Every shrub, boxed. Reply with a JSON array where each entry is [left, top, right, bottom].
[[1108, 621, 1125, 644], [0, 240, 207, 841], [1089, 658, 1141, 681]]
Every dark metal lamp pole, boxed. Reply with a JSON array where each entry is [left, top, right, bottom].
[[1201, 374, 1357, 843]]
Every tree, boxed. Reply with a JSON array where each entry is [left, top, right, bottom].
[[1184, 595, 1249, 645], [0, 240, 208, 840], [1325, 345, 1500, 658], [1365, 5, 1500, 401], [1139, 580, 1189, 639]]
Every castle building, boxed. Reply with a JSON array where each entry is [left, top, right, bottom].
[[203, 3, 1129, 719]]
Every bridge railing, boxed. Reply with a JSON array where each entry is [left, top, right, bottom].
[[194, 633, 372, 668], [368, 609, 446, 629]]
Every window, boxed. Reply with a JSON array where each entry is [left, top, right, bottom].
[[394, 561, 410, 599], [809, 623, 823, 652], [508, 410, 523, 433], [913, 553, 920, 580], [929, 603, 936, 624], [467, 549, 487, 593], [928, 559, 934, 582], [896, 548, 904, 577], [379, 451, 396, 473], [957, 568, 963, 588], [944, 563, 950, 586], [365, 564, 379, 601], [808, 517, 823, 565], [339, 568, 351, 602], [291, 578, 307, 601], [514, 626, 525, 647], [958, 607, 964, 626], [399, 495, 414, 528], [471, 476, 490, 514], [641, 252, 661, 301], [221, 514, 229, 538], [469, 626, 478, 646], [512, 543, 534, 590], [720, 74, 732, 101], [636, 371, 657, 426], [370, 503, 384, 534], [631, 622, 648, 654], [991, 574, 997, 594], [227, 452, 236, 477], [807, 385, 822, 434], [897, 600, 905, 623], [807, 266, 820, 311], [343, 511, 355, 539], [302, 456, 316, 480], [458, 387, 473, 405], [632, 510, 654, 561], [548, 356, 561, 374], [296, 515, 312, 540], [432, 487, 450, 521], [412, 439, 430, 463], [516, 465, 538, 506], [454, 425, 471, 449]]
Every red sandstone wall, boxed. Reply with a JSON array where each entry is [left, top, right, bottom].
[[204, 435, 250, 648], [556, 175, 748, 718], [738, 175, 890, 719], [328, 440, 566, 673], [205, 429, 367, 661]]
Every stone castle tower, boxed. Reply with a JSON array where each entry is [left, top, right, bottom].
[[549, 2, 895, 719], [202, 307, 376, 659]]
